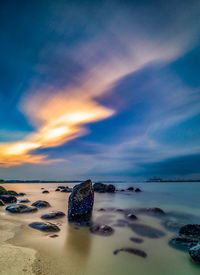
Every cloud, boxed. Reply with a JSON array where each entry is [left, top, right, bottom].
[[0, 0, 199, 168]]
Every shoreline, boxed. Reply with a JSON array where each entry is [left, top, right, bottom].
[[0, 218, 36, 275]]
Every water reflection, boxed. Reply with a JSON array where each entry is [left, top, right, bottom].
[[64, 224, 92, 270]]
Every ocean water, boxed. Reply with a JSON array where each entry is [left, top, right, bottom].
[[0, 181, 200, 275]]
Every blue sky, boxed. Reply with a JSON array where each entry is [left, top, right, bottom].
[[0, 0, 200, 180]]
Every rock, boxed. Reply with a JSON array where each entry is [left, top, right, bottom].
[[127, 187, 134, 191], [0, 199, 5, 206], [7, 190, 18, 196], [0, 195, 17, 204], [6, 204, 38, 214], [29, 222, 60, 232], [55, 188, 60, 192], [68, 179, 94, 225], [48, 234, 59, 238], [58, 186, 66, 189], [41, 187, 44, 189], [135, 188, 141, 192], [19, 198, 30, 203], [162, 220, 184, 233], [17, 192, 26, 196], [136, 207, 165, 216], [90, 224, 114, 236], [179, 224, 200, 241], [41, 211, 65, 220], [169, 237, 198, 251], [93, 182, 107, 193], [128, 223, 165, 238], [32, 200, 51, 208], [113, 248, 147, 258], [120, 189, 125, 192], [0, 186, 7, 195], [130, 237, 144, 243], [189, 244, 200, 264], [42, 190, 49, 194], [61, 187, 72, 193], [106, 184, 115, 193], [116, 209, 124, 212], [93, 182, 116, 193], [98, 208, 106, 212], [113, 219, 128, 227], [125, 212, 138, 220]]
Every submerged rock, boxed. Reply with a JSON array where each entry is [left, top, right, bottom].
[[32, 200, 51, 208], [19, 198, 30, 203], [6, 204, 37, 214], [0, 186, 7, 195], [168, 236, 198, 251], [130, 237, 144, 243], [68, 179, 94, 225], [29, 222, 60, 232], [179, 224, 200, 241], [0, 199, 5, 206], [41, 211, 65, 220], [162, 220, 184, 233], [128, 223, 165, 238], [113, 219, 129, 228], [189, 244, 200, 264], [113, 248, 147, 258], [135, 188, 141, 192], [0, 195, 17, 204], [136, 207, 165, 216], [90, 224, 114, 236]]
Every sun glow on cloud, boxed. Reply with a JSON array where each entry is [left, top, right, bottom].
[[0, 89, 114, 167]]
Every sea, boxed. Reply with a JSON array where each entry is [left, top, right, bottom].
[[0, 181, 200, 275]]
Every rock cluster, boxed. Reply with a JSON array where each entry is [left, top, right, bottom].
[[169, 224, 200, 264], [93, 183, 115, 193]]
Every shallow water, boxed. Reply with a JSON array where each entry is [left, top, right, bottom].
[[0, 182, 200, 275]]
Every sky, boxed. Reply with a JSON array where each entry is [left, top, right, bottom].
[[0, 0, 200, 180]]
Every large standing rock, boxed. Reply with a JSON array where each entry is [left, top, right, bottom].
[[68, 179, 94, 225]]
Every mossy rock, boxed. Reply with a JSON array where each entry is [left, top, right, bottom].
[[7, 190, 18, 196], [0, 186, 8, 195], [0, 199, 5, 206]]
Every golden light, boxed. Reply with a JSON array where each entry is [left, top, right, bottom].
[[4, 142, 40, 155], [42, 126, 69, 141]]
